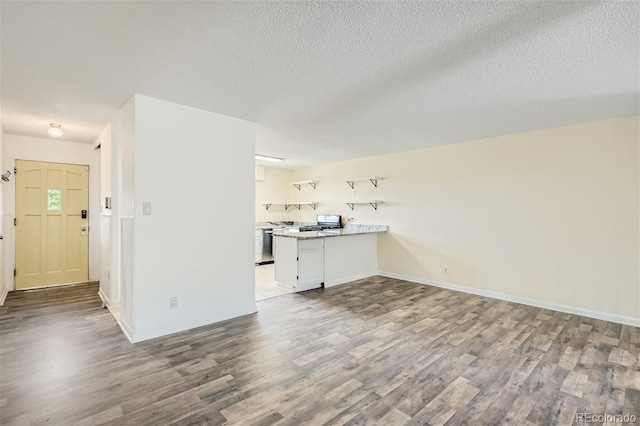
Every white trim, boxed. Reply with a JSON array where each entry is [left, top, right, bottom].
[[118, 317, 134, 343], [377, 271, 640, 328], [98, 288, 110, 308], [129, 305, 258, 343], [324, 272, 377, 288], [0, 288, 8, 306]]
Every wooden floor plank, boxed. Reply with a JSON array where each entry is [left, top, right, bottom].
[[1, 278, 638, 425]]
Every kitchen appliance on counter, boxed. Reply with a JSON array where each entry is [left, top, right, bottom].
[[299, 214, 341, 232]]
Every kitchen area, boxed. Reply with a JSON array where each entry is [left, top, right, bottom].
[[254, 220, 303, 301], [254, 215, 343, 300], [255, 213, 387, 301], [255, 165, 388, 301]]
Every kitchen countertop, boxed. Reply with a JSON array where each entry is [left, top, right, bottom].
[[256, 221, 314, 229], [273, 224, 387, 239]]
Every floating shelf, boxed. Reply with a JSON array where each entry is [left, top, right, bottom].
[[343, 176, 383, 188], [344, 200, 383, 210], [263, 201, 319, 211], [289, 180, 318, 190]]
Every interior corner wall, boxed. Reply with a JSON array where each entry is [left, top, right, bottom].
[[288, 115, 640, 323], [255, 166, 292, 221], [129, 94, 256, 342], [0, 134, 101, 291]]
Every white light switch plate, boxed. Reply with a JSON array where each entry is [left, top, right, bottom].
[[143, 202, 152, 215]]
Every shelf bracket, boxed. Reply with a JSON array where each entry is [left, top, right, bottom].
[[369, 201, 378, 210], [346, 203, 355, 210], [310, 203, 317, 210], [293, 182, 317, 190], [264, 203, 272, 210], [345, 178, 378, 188]]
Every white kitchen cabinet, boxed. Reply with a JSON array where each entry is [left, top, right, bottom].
[[274, 236, 324, 292], [297, 239, 324, 287]]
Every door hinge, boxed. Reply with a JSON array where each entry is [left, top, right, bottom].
[[14, 167, 17, 174], [14, 218, 16, 226], [296, 275, 299, 280], [296, 256, 299, 261], [14, 269, 16, 277]]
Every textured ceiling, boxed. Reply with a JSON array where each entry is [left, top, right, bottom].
[[1, 1, 638, 168]]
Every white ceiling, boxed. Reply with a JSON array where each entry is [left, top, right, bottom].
[[1, 1, 638, 168]]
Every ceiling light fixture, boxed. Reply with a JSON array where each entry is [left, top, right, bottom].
[[255, 154, 284, 162], [48, 123, 64, 137]]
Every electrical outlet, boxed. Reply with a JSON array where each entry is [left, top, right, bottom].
[[444, 267, 450, 275], [170, 296, 178, 309]]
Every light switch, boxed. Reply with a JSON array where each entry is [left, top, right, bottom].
[[143, 202, 152, 215]]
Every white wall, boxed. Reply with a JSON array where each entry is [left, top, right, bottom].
[[0, 128, 5, 303], [96, 123, 115, 307], [255, 166, 292, 222], [125, 94, 256, 341], [119, 98, 135, 332], [288, 116, 640, 324], [0, 134, 101, 291], [98, 124, 112, 208]]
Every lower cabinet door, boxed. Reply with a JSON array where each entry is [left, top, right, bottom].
[[298, 248, 324, 287]]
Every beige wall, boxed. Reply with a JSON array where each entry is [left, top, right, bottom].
[[255, 166, 292, 222], [287, 116, 639, 321]]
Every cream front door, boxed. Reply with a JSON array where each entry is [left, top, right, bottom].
[[15, 160, 89, 289]]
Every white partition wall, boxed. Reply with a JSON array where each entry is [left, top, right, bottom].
[[117, 94, 256, 342]]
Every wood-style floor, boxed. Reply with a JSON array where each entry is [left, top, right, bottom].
[[1, 277, 639, 425]]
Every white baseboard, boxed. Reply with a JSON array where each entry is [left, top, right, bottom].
[[0, 288, 8, 306], [129, 305, 258, 343], [324, 271, 377, 288], [377, 271, 640, 328], [97, 289, 110, 308], [118, 318, 134, 343]]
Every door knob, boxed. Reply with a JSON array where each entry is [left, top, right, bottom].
[[81, 222, 89, 236]]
